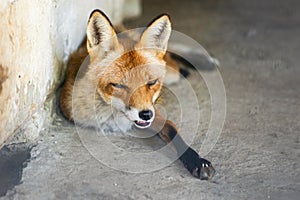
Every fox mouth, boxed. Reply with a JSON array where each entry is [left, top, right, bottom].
[[134, 120, 151, 128]]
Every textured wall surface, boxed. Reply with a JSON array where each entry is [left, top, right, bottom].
[[0, 0, 141, 147]]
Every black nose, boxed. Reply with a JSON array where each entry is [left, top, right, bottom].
[[139, 110, 153, 121]]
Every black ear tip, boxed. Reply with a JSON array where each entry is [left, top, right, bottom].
[[89, 9, 110, 20], [161, 13, 171, 20], [89, 9, 101, 19], [147, 13, 171, 27], [156, 13, 171, 20], [88, 9, 114, 27]]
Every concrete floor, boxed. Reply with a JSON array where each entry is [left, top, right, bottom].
[[1, 0, 300, 199]]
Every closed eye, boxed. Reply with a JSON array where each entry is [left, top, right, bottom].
[[111, 83, 128, 90], [147, 79, 158, 87]]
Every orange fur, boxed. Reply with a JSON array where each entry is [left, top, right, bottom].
[[60, 10, 173, 130], [59, 10, 215, 180]]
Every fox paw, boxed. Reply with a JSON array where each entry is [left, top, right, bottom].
[[179, 148, 215, 180]]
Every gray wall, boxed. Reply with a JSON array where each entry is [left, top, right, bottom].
[[0, 0, 141, 147]]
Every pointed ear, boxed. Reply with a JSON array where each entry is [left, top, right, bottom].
[[136, 14, 171, 56], [86, 10, 121, 58]]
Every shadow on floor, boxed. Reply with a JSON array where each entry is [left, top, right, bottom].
[[0, 144, 31, 197]]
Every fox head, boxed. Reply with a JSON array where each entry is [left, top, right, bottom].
[[86, 10, 171, 129]]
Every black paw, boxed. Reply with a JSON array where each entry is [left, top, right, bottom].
[[179, 148, 215, 180]]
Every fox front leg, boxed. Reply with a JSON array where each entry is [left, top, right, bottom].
[[151, 113, 215, 180]]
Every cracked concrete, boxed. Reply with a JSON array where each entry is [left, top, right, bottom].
[[1, 0, 300, 199]]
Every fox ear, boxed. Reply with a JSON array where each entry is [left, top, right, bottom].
[[86, 10, 120, 58], [136, 14, 171, 56]]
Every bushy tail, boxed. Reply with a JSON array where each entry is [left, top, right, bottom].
[[168, 43, 219, 73]]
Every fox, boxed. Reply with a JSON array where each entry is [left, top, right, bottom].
[[59, 9, 215, 180]]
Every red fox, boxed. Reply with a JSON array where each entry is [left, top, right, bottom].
[[60, 10, 215, 180]]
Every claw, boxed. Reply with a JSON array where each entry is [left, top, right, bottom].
[[199, 164, 216, 180], [192, 167, 199, 177]]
